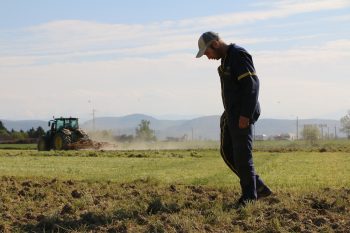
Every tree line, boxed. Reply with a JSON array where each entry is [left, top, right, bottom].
[[0, 121, 45, 142]]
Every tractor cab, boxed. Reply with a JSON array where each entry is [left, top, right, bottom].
[[49, 117, 79, 132]]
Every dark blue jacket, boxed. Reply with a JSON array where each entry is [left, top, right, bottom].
[[218, 44, 260, 123]]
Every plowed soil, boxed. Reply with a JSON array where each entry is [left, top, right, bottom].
[[0, 176, 349, 232]]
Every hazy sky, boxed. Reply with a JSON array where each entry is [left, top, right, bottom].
[[1, 0, 349, 120]]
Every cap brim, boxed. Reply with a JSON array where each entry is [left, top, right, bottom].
[[196, 43, 211, 58], [196, 48, 206, 58], [196, 40, 212, 58]]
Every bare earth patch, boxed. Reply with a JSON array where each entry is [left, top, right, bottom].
[[0, 176, 349, 232]]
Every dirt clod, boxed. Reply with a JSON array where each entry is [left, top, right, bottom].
[[267, 196, 280, 204], [50, 178, 57, 184], [64, 180, 74, 185], [319, 148, 327, 152], [313, 217, 328, 226], [169, 184, 177, 192], [18, 190, 26, 196], [310, 198, 333, 210], [289, 211, 300, 221], [189, 185, 204, 194], [71, 189, 83, 198], [21, 181, 32, 187], [24, 212, 36, 220], [61, 204, 74, 215]]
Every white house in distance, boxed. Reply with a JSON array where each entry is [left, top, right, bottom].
[[254, 133, 296, 141]]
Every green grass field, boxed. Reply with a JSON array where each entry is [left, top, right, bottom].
[[0, 144, 36, 150], [0, 149, 349, 191], [0, 146, 349, 232]]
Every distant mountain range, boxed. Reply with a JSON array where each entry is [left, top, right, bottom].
[[2, 114, 343, 140]]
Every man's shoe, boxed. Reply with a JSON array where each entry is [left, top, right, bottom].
[[257, 185, 272, 199], [235, 196, 256, 208]]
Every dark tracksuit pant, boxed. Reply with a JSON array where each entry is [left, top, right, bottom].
[[220, 113, 266, 200]]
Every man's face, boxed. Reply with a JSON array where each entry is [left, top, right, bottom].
[[204, 43, 220, 60]]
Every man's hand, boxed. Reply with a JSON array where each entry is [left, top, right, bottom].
[[239, 116, 250, 129]]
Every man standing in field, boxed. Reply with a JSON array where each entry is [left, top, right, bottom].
[[196, 31, 272, 206]]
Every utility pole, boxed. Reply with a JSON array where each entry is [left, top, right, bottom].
[[88, 100, 96, 131], [92, 108, 96, 131], [296, 116, 299, 140], [327, 127, 330, 139], [318, 124, 327, 139], [335, 126, 337, 139]]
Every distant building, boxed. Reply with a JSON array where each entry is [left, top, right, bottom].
[[164, 134, 188, 142], [254, 134, 268, 141], [271, 133, 296, 141]]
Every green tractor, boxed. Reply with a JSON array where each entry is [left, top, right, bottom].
[[37, 117, 96, 151]]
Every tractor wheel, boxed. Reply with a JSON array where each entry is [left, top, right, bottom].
[[53, 133, 71, 150], [75, 129, 89, 140], [37, 137, 50, 151]]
